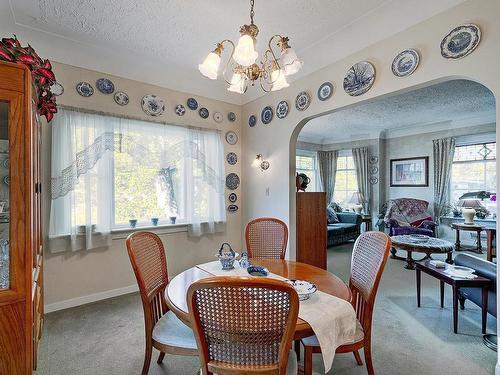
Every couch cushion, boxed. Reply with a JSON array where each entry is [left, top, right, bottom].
[[327, 206, 339, 224], [327, 224, 345, 234]]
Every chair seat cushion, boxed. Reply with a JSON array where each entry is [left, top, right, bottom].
[[301, 319, 364, 347], [152, 310, 197, 349]]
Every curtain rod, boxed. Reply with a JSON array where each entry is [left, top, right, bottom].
[[59, 105, 222, 134]]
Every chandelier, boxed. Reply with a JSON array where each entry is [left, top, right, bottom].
[[198, 0, 303, 94]]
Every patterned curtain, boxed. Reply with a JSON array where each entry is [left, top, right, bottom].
[[352, 147, 370, 210], [317, 150, 338, 205], [433, 137, 456, 222]]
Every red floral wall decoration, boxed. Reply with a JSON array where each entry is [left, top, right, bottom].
[[0, 35, 58, 122]]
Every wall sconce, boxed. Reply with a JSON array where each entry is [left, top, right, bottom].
[[253, 154, 270, 171]]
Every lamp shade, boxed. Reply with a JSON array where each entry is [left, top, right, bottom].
[[233, 34, 258, 67], [281, 47, 303, 76], [227, 72, 246, 94], [198, 52, 221, 80], [457, 199, 484, 210], [348, 192, 364, 205], [271, 68, 289, 91]]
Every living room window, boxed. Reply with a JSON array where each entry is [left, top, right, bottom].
[[333, 151, 358, 205], [451, 141, 496, 209], [296, 151, 319, 192]]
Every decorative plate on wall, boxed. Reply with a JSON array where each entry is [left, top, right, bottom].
[[226, 152, 238, 165], [343, 61, 375, 96], [76, 82, 94, 97], [225, 173, 240, 190], [392, 49, 420, 77], [50, 82, 64, 96], [276, 100, 289, 119], [440, 24, 481, 59], [199, 107, 209, 119], [295, 91, 311, 111], [96, 78, 115, 94], [369, 156, 379, 164], [228, 193, 237, 203], [261, 106, 273, 124], [228, 112, 236, 122], [141, 95, 165, 116], [114, 91, 129, 106], [248, 115, 257, 127], [187, 97, 198, 110], [225, 131, 238, 145], [317, 82, 334, 101], [175, 104, 186, 116], [227, 204, 239, 213], [213, 111, 223, 123]]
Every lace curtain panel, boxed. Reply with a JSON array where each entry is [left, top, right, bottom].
[[49, 109, 226, 253], [317, 150, 338, 205], [433, 137, 456, 222], [352, 147, 370, 209]]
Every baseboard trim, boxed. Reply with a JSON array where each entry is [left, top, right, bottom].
[[44, 284, 139, 313]]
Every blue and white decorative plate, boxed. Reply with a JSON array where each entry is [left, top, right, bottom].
[[228, 193, 237, 203], [199, 107, 209, 119], [141, 95, 165, 116], [213, 111, 223, 123], [261, 106, 273, 124], [248, 115, 257, 127], [96, 78, 115, 94], [343, 61, 375, 97], [225, 131, 238, 145], [317, 82, 334, 101], [187, 97, 198, 110], [441, 24, 481, 59], [114, 91, 129, 106], [175, 104, 186, 116], [226, 152, 238, 165], [225, 173, 240, 190], [50, 82, 64, 96], [76, 82, 94, 97], [227, 204, 239, 213], [276, 100, 289, 119], [228, 112, 236, 122], [392, 49, 420, 77], [295, 91, 311, 111]]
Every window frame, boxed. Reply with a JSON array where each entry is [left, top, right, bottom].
[[333, 150, 359, 205], [296, 149, 320, 192]]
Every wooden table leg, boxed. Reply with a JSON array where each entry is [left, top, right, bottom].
[[482, 286, 488, 334], [453, 285, 458, 334], [487, 230, 493, 262], [455, 229, 461, 251], [477, 229, 483, 254], [446, 251, 453, 264], [416, 268, 421, 307], [440, 281, 444, 308], [405, 251, 415, 270]]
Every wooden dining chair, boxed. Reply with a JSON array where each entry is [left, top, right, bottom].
[[126, 231, 198, 375], [187, 276, 300, 375], [300, 231, 391, 375], [245, 217, 289, 259]]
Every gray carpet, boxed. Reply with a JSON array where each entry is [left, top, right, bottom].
[[36, 245, 497, 375]]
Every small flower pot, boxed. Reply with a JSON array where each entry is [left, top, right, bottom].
[[169, 216, 177, 224], [129, 219, 138, 228], [151, 218, 159, 226]]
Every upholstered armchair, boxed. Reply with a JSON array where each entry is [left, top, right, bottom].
[[384, 198, 438, 237]]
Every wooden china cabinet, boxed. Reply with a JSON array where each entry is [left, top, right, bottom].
[[0, 61, 44, 374]]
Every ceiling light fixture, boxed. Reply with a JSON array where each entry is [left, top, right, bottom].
[[198, 0, 303, 94]]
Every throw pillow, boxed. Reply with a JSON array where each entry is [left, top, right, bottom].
[[327, 206, 339, 224]]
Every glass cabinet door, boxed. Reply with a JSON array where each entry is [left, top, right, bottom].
[[0, 101, 8, 290]]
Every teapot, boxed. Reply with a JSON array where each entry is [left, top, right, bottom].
[[216, 242, 239, 270]]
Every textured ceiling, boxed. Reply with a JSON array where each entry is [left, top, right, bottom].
[[3, 0, 465, 104], [299, 80, 496, 144]]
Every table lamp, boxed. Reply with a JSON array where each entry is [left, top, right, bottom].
[[457, 199, 483, 224], [349, 192, 364, 214]]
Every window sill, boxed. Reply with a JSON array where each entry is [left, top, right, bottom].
[[111, 223, 189, 239]]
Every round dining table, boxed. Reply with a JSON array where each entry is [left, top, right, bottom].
[[165, 259, 351, 339]]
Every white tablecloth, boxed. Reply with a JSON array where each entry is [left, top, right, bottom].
[[196, 261, 356, 372]]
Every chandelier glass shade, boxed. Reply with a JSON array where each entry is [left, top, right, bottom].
[[198, 0, 303, 94]]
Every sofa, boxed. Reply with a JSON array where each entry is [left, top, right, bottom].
[[327, 211, 362, 247], [384, 198, 437, 237], [454, 254, 496, 350]]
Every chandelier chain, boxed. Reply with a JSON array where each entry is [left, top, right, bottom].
[[250, 0, 255, 24]]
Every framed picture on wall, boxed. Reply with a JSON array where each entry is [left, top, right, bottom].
[[390, 156, 429, 187]]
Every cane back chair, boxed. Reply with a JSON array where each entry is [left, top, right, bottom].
[[245, 218, 289, 259]]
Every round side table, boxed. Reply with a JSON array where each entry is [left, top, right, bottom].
[[451, 223, 485, 254]]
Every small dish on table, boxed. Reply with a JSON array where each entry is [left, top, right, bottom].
[[286, 279, 317, 301]]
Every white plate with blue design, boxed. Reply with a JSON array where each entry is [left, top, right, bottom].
[[226, 152, 237, 165], [76, 82, 94, 97], [343, 61, 375, 97], [141, 95, 165, 116], [248, 115, 257, 127], [276, 100, 289, 119], [228, 112, 236, 122], [114, 91, 129, 106], [295, 91, 311, 111], [225, 131, 238, 145], [261, 106, 273, 124], [317, 82, 333, 101], [187, 98, 198, 110], [96, 78, 115, 94], [392, 49, 420, 77], [175, 104, 186, 116], [441, 24, 481, 59]]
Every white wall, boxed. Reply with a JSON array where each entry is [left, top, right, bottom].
[[43, 62, 243, 309]]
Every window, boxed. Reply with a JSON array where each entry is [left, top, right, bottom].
[[333, 152, 358, 205], [49, 109, 225, 248], [296, 151, 318, 192], [451, 142, 496, 209]]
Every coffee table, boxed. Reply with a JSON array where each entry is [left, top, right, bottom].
[[391, 235, 454, 270], [415, 260, 490, 334], [451, 222, 484, 254]]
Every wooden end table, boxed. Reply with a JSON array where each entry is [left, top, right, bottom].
[[391, 235, 454, 270], [485, 227, 496, 262], [415, 260, 491, 334], [451, 223, 484, 254]]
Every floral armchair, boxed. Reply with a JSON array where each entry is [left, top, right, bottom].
[[383, 198, 437, 237]]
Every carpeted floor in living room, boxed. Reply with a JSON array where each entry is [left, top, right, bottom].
[[36, 244, 496, 375]]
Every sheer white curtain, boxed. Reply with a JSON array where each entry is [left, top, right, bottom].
[[49, 109, 226, 253]]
